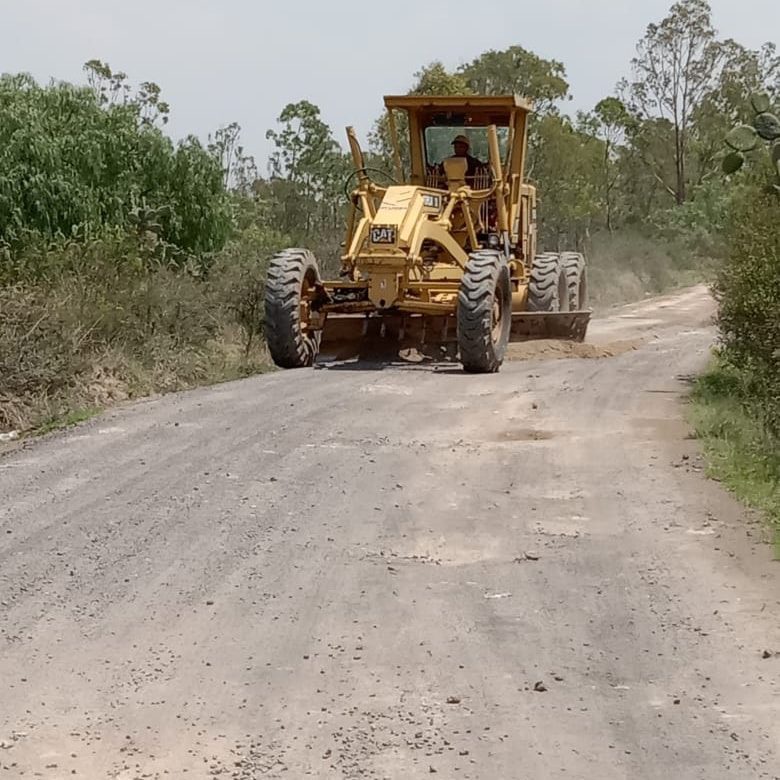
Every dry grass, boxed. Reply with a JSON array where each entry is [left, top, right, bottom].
[[0, 235, 272, 434], [689, 360, 780, 556]]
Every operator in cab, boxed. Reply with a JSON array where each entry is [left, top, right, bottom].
[[446, 134, 485, 177]]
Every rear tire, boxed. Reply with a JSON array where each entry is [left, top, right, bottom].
[[561, 252, 588, 310], [527, 253, 567, 313], [457, 250, 512, 374], [264, 248, 322, 368]]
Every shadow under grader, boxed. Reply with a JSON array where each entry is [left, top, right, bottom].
[[314, 356, 466, 375], [313, 333, 464, 372]]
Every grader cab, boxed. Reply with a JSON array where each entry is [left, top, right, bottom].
[[264, 94, 590, 373]]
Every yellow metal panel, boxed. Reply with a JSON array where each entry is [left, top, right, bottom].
[[368, 272, 400, 308], [386, 108, 404, 181], [408, 110, 425, 185], [509, 109, 529, 183], [374, 187, 417, 227], [511, 287, 529, 313], [416, 219, 468, 269]]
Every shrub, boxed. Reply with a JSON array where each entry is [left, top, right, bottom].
[[715, 187, 780, 436]]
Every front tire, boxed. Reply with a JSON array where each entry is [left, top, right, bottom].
[[457, 250, 512, 374], [264, 248, 322, 368]]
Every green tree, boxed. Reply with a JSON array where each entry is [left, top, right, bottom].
[[624, 0, 724, 205], [412, 62, 471, 96], [458, 45, 570, 113], [208, 122, 258, 193], [0, 63, 230, 259], [579, 98, 633, 232], [265, 101, 350, 264], [530, 116, 604, 249], [620, 117, 680, 220]]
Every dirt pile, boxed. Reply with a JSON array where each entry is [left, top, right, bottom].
[[506, 338, 643, 361]]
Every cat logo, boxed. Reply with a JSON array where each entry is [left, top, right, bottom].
[[370, 226, 396, 244]]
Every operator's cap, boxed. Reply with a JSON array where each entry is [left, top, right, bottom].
[[451, 134, 470, 148]]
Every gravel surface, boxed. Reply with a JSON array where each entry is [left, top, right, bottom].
[[1, 285, 778, 779]]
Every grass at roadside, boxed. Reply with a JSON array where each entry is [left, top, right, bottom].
[[688, 360, 780, 556], [2, 345, 272, 439], [0, 233, 276, 437], [36, 407, 101, 436]]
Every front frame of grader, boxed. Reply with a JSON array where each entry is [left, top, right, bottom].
[[264, 94, 591, 372]]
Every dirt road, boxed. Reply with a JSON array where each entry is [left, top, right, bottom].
[[2, 285, 779, 779]]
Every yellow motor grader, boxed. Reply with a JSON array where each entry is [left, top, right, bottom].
[[264, 94, 590, 373]]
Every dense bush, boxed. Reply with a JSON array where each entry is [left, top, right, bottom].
[[0, 69, 231, 257], [715, 187, 780, 436]]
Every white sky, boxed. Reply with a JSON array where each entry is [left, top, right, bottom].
[[3, 0, 778, 169]]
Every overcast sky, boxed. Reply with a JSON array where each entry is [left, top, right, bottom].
[[4, 0, 778, 168]]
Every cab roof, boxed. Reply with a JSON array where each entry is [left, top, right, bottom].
[[383, 94, 533, 114]]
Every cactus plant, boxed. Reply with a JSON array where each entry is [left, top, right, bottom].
[[723, 93, 780, 193], [751, 93, 772, 114], [723, 151, 746, 175], [726, 125, 759, 153], [754, 112, 780, 141]]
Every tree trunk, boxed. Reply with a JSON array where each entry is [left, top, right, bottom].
[[674, 125, 686, 205], [604, 145, 614, 233]]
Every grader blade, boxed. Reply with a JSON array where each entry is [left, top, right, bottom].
[[510, 311, 591, 343], [317, 314, 458, 363]]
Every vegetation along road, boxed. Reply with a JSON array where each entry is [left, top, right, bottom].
[[1, 286, 778, 779]]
